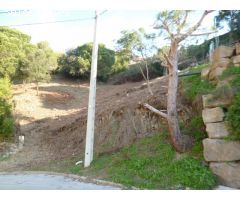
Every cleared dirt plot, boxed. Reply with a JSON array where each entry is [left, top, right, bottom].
[[0, 76, 168, 171]]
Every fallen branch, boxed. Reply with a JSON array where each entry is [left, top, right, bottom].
[[143, 103, 168, 119]]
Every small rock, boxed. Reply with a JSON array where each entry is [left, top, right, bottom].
[[202, 107, 225, 124], [201, 67, 210, 80], [203, 138, 240, 161]]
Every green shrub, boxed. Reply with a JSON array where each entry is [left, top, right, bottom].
[[0, 77, 12, 100], [180, 115, 206, 159], [181, 75, 215, 101], [220, 66, 240, 91], [189, 116, 206, 141], [226, 94, 240, 138], [110, 60, 164, 84], [0, 100, 14, 139], [0, 77, 14, 140], [220, 66, 240, 79], [219, 66, 240, 139]]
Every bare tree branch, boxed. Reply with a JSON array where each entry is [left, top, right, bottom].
[[178, 10, 214, 42], [143, 103, 168, 119], [157, 17, 175, 39], [177, 11, 189, 34], [180, 11, 189, 29]]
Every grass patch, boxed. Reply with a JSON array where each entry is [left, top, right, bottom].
[[180, 116, 206, 160], [220, 66, 240, 93], [180, 65, 214, 159], [220, 66, 240, 80], [181, 64, 208, 74], [180, 65, 215, 101], [66, 133, 216, 189], [225, 94, 240, 139], [219, 66, 240, 139], [0, 155, 10, 162]]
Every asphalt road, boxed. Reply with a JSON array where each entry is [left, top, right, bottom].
[[0, 172, 121, 190], [0, 172, 235, 190]]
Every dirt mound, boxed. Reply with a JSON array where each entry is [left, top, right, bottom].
[[40, 91, 73, 104]]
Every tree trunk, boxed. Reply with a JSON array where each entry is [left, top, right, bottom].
[[167, 40, 186, 152], [23, 80, 27, 92], [36, 82, 39, 96], [144, 59, 153, 95]]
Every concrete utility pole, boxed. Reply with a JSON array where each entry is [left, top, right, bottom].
[[84, 11, 99, 168]]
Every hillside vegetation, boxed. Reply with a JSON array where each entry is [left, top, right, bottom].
[[0, 77, 14, 141]]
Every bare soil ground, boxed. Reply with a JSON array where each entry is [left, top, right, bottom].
[[0, 76, 168, 171]]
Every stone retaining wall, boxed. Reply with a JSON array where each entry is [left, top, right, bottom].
[[201, 44, 240, 188]]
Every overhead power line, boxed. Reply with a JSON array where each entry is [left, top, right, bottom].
[[99, 10, 107, 16], [2, 17, 94, 27], [0, 10, 107, 27], [0, 10, 30, 14]]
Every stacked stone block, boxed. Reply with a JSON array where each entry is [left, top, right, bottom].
[[201, 44, 240, 188]]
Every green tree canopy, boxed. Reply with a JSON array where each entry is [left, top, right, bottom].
[[113, 28, 156, 74], [58, 43, 115, 81], [25, 49, 51, 83], [37, 41, 58, 71], [0, 27, 34, 78]]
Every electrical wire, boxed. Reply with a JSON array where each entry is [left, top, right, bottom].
[[99, 10, 107, 16], [0, 10, 30, 14], [1, 10, 107, 27], [2, 17, 94, 27]]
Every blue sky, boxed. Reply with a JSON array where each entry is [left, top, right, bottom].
[[0, 9, 229, 52]]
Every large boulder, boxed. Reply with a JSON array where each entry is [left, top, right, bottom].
[[210, 162, 240, 188], [203, 138, 240, 161], [211, 46, 234, 62], [202, 107, 225, 124], [205, 122, 230, 139], [201, 67, 210, 80]]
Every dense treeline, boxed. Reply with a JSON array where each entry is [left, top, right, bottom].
[[0, 27, 58, 139]]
